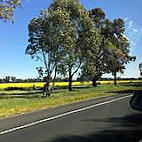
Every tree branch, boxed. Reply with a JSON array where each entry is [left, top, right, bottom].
[[50, 66, 57, 91], [42, 49, 48, 71], [71, 59, 82, 77], [36, 55, 44, 63]]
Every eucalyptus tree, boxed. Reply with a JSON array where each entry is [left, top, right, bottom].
[[81, 8, 134, 87], [105, 18, 135, 85], [49, 0, 101, 91], [26, 10, 67, 97], [139, 62, 142, 76], [0, 0, 25, 21], [3, 76, 10, 83], [80, 8, 113, 87]]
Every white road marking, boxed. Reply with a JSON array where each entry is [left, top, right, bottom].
[[0, 95, 132, 136]]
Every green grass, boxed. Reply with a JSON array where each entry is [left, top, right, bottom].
[[0, 82, 142, 118]]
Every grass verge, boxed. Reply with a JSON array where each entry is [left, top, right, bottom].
[[0, 82, 142, 118]]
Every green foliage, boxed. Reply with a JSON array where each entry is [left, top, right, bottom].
[[139, 62, 142, 76], [0, 0, 25, 21], [105, 18, 135, 75], [26, 0, 101, 94], [3, 76, 10, 83], [26, 2, 135, 91], [81, 8, 135, 86], [26, 10, 65, 97], [48, 0, 101, 91]]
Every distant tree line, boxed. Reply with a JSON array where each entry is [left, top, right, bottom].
[[0, 76, 42, 83], [1, 75, 141, 84]]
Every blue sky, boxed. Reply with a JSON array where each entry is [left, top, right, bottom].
[[0, 0, 142, 79]]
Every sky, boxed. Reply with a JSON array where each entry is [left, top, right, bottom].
[[0, 0, 142, 79]]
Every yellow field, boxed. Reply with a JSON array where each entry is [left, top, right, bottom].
[[0, 82, 91, 90], [0, 80, 141, 90]]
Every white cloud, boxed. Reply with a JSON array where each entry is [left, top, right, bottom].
[[130, 41, 136, 46], [125, 18, 142, 45], [128, 21, 133, 28], [124, 18, 142, 55], [133, 29, 138, 33], [124, 18, 128, 21]]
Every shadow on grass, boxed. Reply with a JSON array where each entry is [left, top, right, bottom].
[[54, 86, 91, 90], [107, 82, 142, 94], [0, 91, 43, 99], [73, 86, 93, 90], [0, 94, 41, 99], [41, 113, 142, 142], [124, 82, 142, 87]]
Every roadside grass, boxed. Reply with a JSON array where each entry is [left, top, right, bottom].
[[0, 82, 142, 118]]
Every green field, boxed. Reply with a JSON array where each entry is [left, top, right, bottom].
[[0, 81, 142, 118]]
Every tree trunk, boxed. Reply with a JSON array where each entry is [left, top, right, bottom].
[[114, 69, 117, 86], [69, 66, 72, 91], [42, 77, 51, 98], [92, 78, 97, 87]]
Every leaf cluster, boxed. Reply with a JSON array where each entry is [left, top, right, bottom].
[[0, 0, 22, 21]]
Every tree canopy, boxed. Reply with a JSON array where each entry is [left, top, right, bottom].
[[26, 0, 102, 95], [0, 0, 27, 21], [49, 0, 101, 91], [26, 1, 135, 97], [139, 62, 142, 76], [80, 8, 135, 86]]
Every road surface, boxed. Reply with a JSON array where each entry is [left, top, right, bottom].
[[0, 94, 142, 142]]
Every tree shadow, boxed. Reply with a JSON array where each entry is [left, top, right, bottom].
[[0, 91, 43, 99], [51, 129, 142, 142], [41, 113, 142, 142], [83, 113, 142, 128], [54, 86, 91, 91], [124, 82, 142, 87], [72, 86, 91, 90], [0, 94, 41, 99], [108, 82, 142, 94]]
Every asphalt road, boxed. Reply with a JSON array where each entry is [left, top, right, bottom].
[[0, 94, 142, 142]]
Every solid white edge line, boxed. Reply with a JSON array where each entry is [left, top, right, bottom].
[[0, 95, 132, 136]]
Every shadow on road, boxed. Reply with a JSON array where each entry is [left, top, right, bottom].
[[43, 113, 142, 142]]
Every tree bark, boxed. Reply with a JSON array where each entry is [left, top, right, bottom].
[[42, 66, 57, 98], [42, 76, 51, 98], [69, 66, 72, 91], [114, 69, 117, 86], [92, 78, 97, 87], [41, 50, 51, 98], [51, 66, 57, 91]]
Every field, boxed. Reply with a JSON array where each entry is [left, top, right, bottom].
[[0, 80, 141, 90], [0, 81, 142, 118], [0, 82, 91, 90]]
